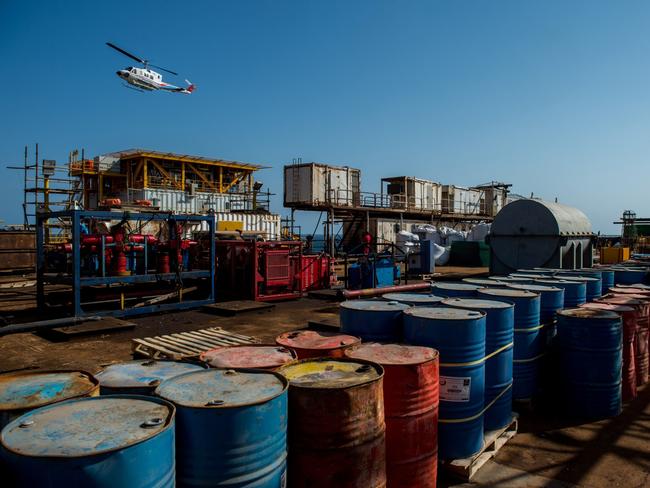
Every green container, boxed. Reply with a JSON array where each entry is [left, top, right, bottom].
[[450, 241, 490, 267]]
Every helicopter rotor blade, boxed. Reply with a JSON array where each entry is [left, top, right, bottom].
[[106, 42, 146, 64], [149, 64, 178, 76]]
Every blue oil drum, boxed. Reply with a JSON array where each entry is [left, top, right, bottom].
[[613, 267, 648, 285], [556, 274, 601, 301], [431, 282, 481, 298], [462, 278, 509, 288], [534, 279, 586, 307], [0, 395, 176, 487], [381, 292, 444, 307], [340, 300, 410, 342], [96, 360, 206, 395], [517, 269, 556, 276], [597, 269, 616, 293], [557, 308, 622, 419], [506, 283, 564, 347], [441, 298, 514, 431], [477, 288, 541, 400], [0, 370, 100, 429], [403, 307, 486, 459], [156, 368, 288, 488]]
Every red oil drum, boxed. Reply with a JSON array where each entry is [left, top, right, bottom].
[[345, 343, 439, 488], [112, 251, 129, 276], [278, 358, 386, 488], [581, 302, 637, 401], [200, 345, 297, 370], [598, 296, 649, 385], [275, 330, 360, 359]]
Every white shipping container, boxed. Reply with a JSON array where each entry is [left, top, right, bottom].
[[123, 189, 233, 213], [284, 163, 361, 207], [442, 185, 482, 215]]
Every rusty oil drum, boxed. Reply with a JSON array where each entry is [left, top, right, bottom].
[[275, 330, 360, 359], [95, 360, 206, 395], [0, 370, 99, 429], [278, 357, 386, 488], [345, 343, 439, 488], [199, 344, 297, 370]]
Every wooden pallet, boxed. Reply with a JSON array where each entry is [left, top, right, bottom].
[[440, 414, 518, 481], [132, 327, 259, 360]]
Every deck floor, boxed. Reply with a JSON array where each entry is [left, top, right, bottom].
[[0, 274, 648, 487]]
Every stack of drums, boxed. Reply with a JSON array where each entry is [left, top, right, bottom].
[[582, 302, 637, 401], [96, 360, 205, 395], [555, 274, 602, 301], [278, 358, 386, 488], [431, 282, 481, 298], [156, 369, 288, 487], [598, 295, 649, 386], [535, 279, 586, 307], [381, 292, 444, 307], [403, 307, 486, 459], [477, 288, 541, 401], [1, 395, 176, 486], [556, 308, 622, 419], [275, 330, 360, 359], [442, 298, 514, 431], [345, 344, 439, 488], [339, 300, 409, 342], [0, 370, 99, 428], [462, 278, 509, 288], [200, 345, 297, 370]]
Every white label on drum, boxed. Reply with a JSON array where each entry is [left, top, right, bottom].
[[439, 376, 471, 402]]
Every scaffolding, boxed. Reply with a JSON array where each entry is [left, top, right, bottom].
[[6, 144, 83, 242]]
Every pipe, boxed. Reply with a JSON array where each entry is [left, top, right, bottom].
[[340, 282, 431, 300], [0, 316, 102, 337]]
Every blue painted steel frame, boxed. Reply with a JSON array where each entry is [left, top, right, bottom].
[[36, 210, 215, 318]]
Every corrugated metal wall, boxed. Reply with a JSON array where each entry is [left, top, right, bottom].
[[195, 213, 281, 240]]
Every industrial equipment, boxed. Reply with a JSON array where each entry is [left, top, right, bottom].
[[36, 210, 215, 317], [488, 199, 595, 275], [215, 240, 329, 301]]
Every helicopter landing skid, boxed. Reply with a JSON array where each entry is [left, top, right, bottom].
[[122, 83, 147, 93]]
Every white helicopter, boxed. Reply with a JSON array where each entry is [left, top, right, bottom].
[[106, 42, 195, 94]]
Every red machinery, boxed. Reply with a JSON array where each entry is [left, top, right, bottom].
[[215, 241, 330, 301]]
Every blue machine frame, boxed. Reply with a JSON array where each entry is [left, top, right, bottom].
[[36, 210, 215, 318]]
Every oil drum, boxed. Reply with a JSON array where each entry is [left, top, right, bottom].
[[199, 344, 297, 370], [557, 308, 622, 419], [431, 282, 481, 298], [278, 358, 386, 488], [1, 395, 175, 487], [345, 343, 439, 488], [0, 370, 99, 429], [340, 299, 409, 342], [442, 298, 514, 431], [403, 307, 486, 460], [275, 330, 360, 359], [381, 292, 444, 307], [156, 368, 288, 487], [478, 288, 541, 400], [96, 360, 205, 395]]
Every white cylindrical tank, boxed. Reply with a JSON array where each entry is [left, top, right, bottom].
[[488, 199, 594, 275]]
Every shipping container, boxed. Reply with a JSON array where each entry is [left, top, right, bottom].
[[476, 187, 507, 217], [284, 163, 361, 207], [195, 212, 281, 240], [382, 176, 442, 211], [442, 185, 482, 214]]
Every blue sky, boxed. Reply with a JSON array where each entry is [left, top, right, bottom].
[[2, 1, 650, 234]]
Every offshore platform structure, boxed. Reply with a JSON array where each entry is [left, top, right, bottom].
[[283, 159, 510, 256]]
